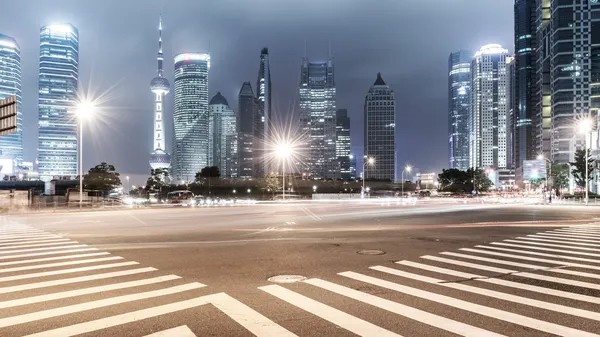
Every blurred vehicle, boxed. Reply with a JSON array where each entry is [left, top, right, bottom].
[[192, 196, 206, 207], [167, 190, 194, 205]]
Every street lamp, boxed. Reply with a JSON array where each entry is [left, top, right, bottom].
[[75, 101, 95, 210], [401, 165, 412, 197], [275, 142, 292, 200], [537, 154, 552, 189], [578, 118, 594, 205], [362, 157, 375, 195]]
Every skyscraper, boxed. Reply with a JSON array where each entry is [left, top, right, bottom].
[[299, 55, 337, 179], [336, 109, 351, 180], [448, 51, 472, 171], [149, 16, 171, 171], [37, 24, 79, 180], [364, 72, 396, 181], [0, 34, 22, 164], [470, 44, 511, 169], [513, 0, 537, 168], [208, 92, 237, 177], [256, 47, 271, 176], [237, 82, 256, 179], [171, 53, 210, 181]]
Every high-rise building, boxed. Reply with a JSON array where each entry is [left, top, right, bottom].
[[0, 34, 22, 164], [336, 109, 351, 180], [448, 51, 472, 171], [149, 16, 171, 171], [208, 92, 237, 177], [37, 24, 79, 180], [513, 0, 537, 169], [364, 72, 396, 181], [237, 82, 256, 179], [470, 44, 511, 169], [256, 47, 271, 176], [171, 53, 210, 181], [299, 55, 337, 179]]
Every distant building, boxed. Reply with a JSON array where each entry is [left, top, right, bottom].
[[171, 53, 210, 181], [364, 72, 396, 181], [470, 44, 511, 170], [299, 55, 337, 179], [448, 51, 471, 171], [208, 92, 237, 178], [255, 48, 271, 176], [0, 34, 22, 165], [237, 82, 256, 179], [336, 109, 351, 180], [349, 154, 357, 179], [37, 24, 79, 180]]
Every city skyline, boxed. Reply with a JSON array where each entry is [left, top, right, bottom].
[[0, 0, 512, 183]]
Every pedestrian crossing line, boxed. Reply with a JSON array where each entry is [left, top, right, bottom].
[[0, 233, 56, 240], [557, 228, 600, 234], [441, 251, 600, 276], [259, 285, 403, 337], [520, 236, 600, 248], [0, 235, 62, 244], [0, 230, 44, 236], [371, 265, 600, 321], [504, 239, 600, 252], [0, 274, 181, 309], [0, 261, 139, 283], [0, 256, 124, 273], [0, 282, 206, 329], [0, 267, 156, 294], [143, 325, 196, 337], [0, 238, 70, 247], [0, 244, 88, 255], [0, 247, 98, 260], [339, 271, 599, 337], [473, 245, 600, 264], [421, 255, 600, 291], [490, 242, 600, 257], [553, 229, 600, 237], [0, 240, 79, 250], [534, 232, 600, 242], [0, 252, 110, 267]]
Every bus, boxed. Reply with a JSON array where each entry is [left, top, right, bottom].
[[166, 190, 194, 204]]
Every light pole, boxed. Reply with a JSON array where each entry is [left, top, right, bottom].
[[362, 157, 375, 195], [275, 143, 292, 200], [537, 154, 552, 189], [401, 165, 412, 197], [75, 102, 95, 210], [579, 118, 594, 205]]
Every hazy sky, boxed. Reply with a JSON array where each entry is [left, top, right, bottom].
[[1, 0, 512, 185]]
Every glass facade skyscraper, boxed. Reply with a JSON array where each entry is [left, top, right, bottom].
[[171, 53, 210, 181], [255, 48, 271, 176], [448, 51, 471, 171], [336, 109, 351, 180], [0, 34, 22, 165], [209, 92, 237, 178], [364, 73, 396, 181], [37, 24, 79, 180], [237, 82, 256, 179], [299, 56, 337, 179]]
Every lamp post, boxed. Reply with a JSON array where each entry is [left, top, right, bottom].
[[401, 165, 412, 197], [579, 118, 594, 205], [362, 157, 375, 196], [75, 102, 95, 210], [275, 143, 292, 200], [537, 155, 552, 189]]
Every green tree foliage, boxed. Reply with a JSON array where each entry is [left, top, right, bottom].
[[84, 162, 121, 193], [551, 163, 570, 190], [570, 149, 595, 188], [262, 173, 280, 193], [437, 168, 493, 193], [196, 166, 220, 182], [145, 168, 169, 191]]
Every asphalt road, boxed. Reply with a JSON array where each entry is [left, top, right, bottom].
[[1, 200, 600, 336]]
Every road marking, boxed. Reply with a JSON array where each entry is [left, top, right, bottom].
[[490, 242, 600, 257], [0, 247, 98, 260], [0, 235, 61, 244], [0, 244, 88, 255], [474, 245, 600, 264], [260, 284, 402, 337], [0, 252, 110, 267], [422, 255, 600, 291], [0, 267, 156, 294], [520, 236, 600, 248], [0, 261, 139, 283], [504, 239, 600, 252], [340, 271, 598, 337], [0, 274, 181, 309], [371, 265, 600, 321], [0, 240, 78, 250], [534, 232, 600, 242], [0, 230, 44, 235], [144, 326, 196, 337], [441, 251, 600, 277], [0, 238, 69, 247], [553, 229, 600, 238], [301, 207, 321, 221], [0, 282, 205, 329], [0, 233, 56, 240], [0, 256, 123, 273], [209, 292, 299, 337]]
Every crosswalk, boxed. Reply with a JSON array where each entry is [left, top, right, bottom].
[[1, 217, 600, 336]]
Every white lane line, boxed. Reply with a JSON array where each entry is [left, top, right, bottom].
[[422, 255, 600, 291], [0, 235, 61, 244], [474, 245, 600, 264], [519, 236, 600, 248], [0, 238, 69, 247], [503, 239, 600, 252], [534, 232, 600, 242], [341, 271, 598, 337], [0, 282, 206, 329], [143, 326, 196, 337], [0, 274, 181, 309], [553, 230, 600, 238], [0, 252, 110, 267], [260, 284, 402, 337], [0, 244, 87, 255], [210, 292, 299, 337], [0, 261, 139, 283], [0, 241, 78, 250], [0, 267, 156, 294], [0, 256, 124, 273], [490, 242, 600, 257], [0, 247, 98, 260], [456, 249, 600, 272], [372, 265, 600, 321]]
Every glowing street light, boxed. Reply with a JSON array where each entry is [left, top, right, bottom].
[[362, 157, 375, 195], [275, 142, 293, 200], [75, 101, 96, 210], [312, 185, 317, 193], [578, 118, 594, 205], [402, 165, 412, 197]]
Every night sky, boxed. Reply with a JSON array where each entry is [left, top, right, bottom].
[[1, 0, 512, 185]]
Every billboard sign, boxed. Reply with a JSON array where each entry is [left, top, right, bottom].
[[0, 96, 17, 136]]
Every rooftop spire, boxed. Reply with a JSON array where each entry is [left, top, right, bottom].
[[374, 72, 386, 86], [157, 15, 164, 77]]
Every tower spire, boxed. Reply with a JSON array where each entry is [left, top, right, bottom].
[[157, 15, 164, 77]]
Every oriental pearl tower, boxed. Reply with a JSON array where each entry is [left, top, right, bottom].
[[149, 15, 171, 170]]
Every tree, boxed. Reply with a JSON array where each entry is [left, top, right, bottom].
[[469, 168, 493, 192], [145, 168, 169, 191], [551, 163, 570, 190], [570, 149, 595, 188], [262, 173, 280, 193], [196, 166, 220, 182], [84, 162, 121, 193], [437, 168, 493, 193]]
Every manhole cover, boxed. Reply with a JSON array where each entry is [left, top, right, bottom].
[[268, 275, 307, 283], [357, 249, 386, 255]]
